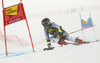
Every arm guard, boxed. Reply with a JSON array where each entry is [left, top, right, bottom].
[[58, 26, 63, 37]]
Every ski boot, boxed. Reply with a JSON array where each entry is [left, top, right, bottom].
[[75, 38, 86, 44], [59, 41, 69, 46]]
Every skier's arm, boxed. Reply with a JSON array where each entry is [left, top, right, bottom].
[[44, 31, 51, 48], [46, 40, 51, 48]]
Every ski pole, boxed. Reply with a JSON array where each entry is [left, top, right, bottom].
[[66, 25, 95, 36]]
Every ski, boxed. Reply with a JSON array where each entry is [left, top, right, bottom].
[[43, 47, 55, 51], [69, 39, 100, 45], [43, 40, 100, 51]]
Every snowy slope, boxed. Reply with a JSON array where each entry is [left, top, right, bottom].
[[0, 41, 100, 63], [0, 0, 100, 63]]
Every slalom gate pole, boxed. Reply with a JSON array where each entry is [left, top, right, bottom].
[[20, 0, 35, 52], [89, 13, 95, 35], [79, 13, 84, 36], [25, 19, 35, 52], [2, 0, 4, 9], [66, 25, 95, 36], [4, 27, 8, 56], [89, 12, 96, 40], [2, 0, 8, 56]]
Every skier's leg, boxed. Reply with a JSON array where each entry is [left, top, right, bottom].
[[66, 35, 76, 42], [58, 36, 69, 45], [50, 37, 59, 43], [66, 36, 86, 44]]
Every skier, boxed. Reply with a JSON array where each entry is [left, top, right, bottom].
[[42, 18, 86, 49]]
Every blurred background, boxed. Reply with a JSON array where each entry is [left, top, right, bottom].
[[0, 0, 100, 51]]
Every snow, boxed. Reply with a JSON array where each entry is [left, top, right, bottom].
[[0, 0, 100, 63], [0, 42, 100, 63]]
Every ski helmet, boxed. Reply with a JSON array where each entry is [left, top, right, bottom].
[[42, 18, 51, 27]]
